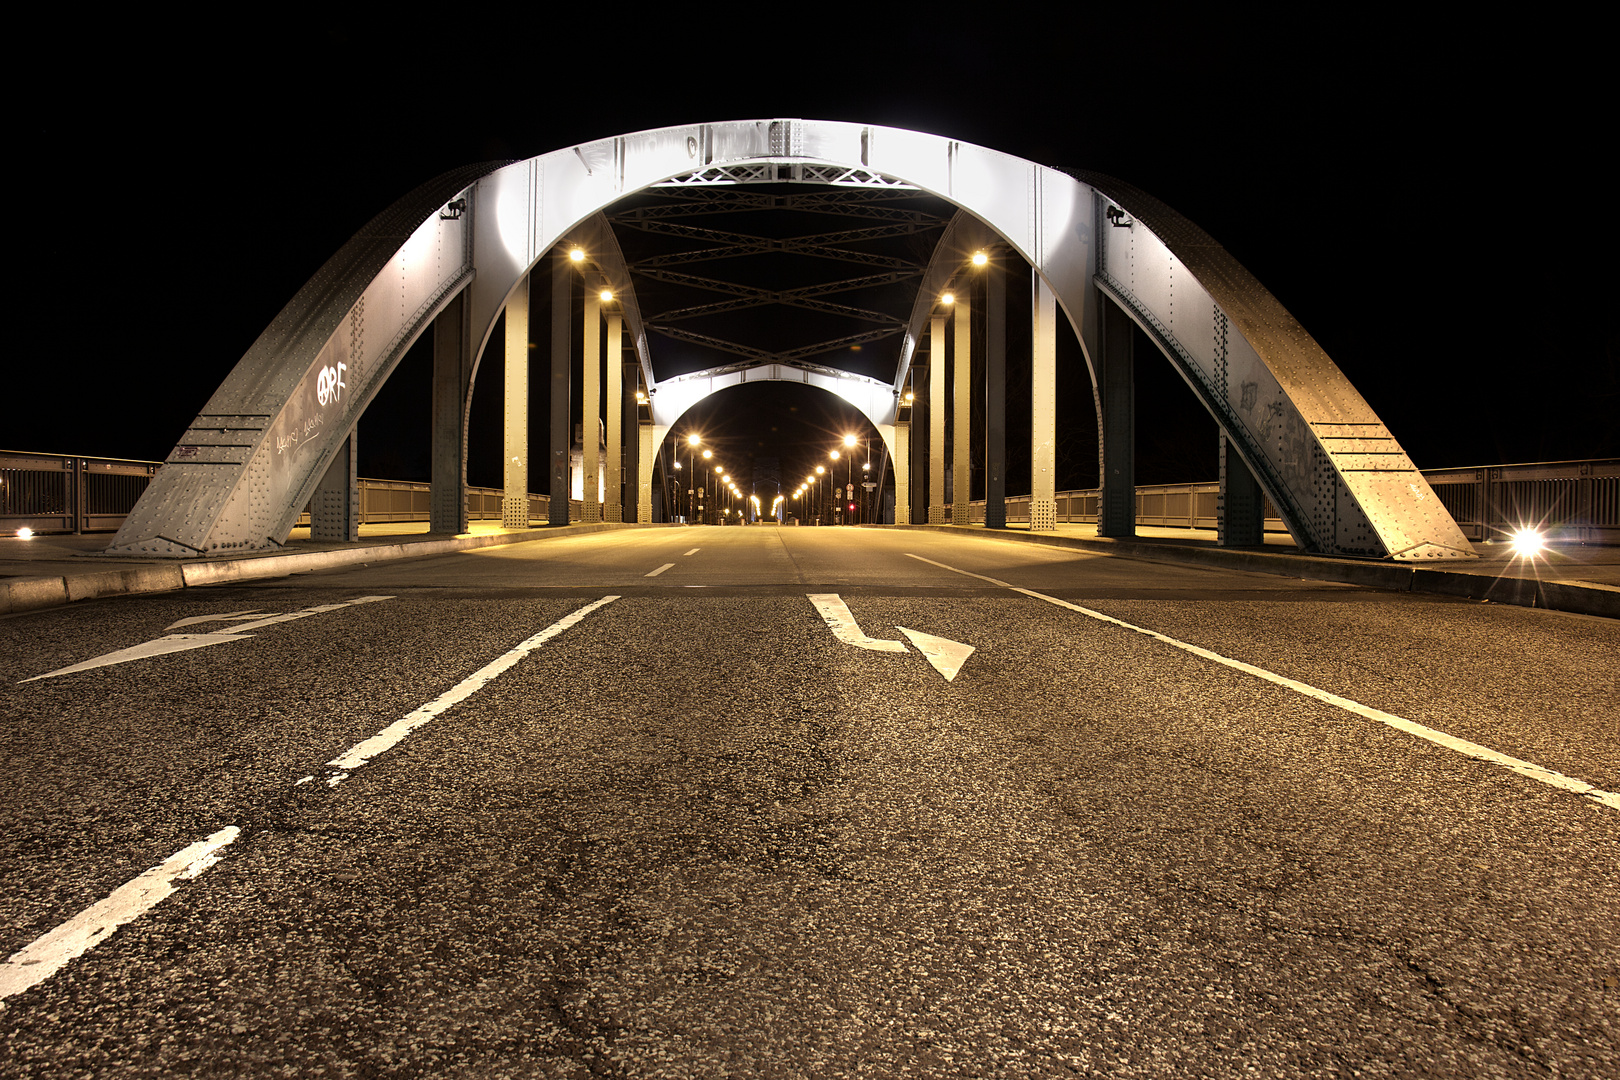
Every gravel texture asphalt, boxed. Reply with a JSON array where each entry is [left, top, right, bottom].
[[1, 528, 1615, 1078]]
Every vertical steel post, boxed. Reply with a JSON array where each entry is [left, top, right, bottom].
[[952, 296, 972, 526], [622, 361, 640, 523], [929, 315, 947, 525], [430, 291, 469, 534], [502, 276, 530, 529], [582, 292, 601, 524], [1097, 293, 1135, 538], [638, 420, 654, 524], [984, 256, 1007, 529], [310, 429, 360, 542], [604, 313, 623, 523], [910, 373, 927, 525], [894, 419, 911, 525], [1031, 276, 1058, 531], [549, 252, 572, 526], [1217, 433, 1264, 546]]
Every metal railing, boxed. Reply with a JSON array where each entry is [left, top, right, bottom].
[[8, 449, 1617, 544]]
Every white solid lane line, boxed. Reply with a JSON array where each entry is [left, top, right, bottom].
[[683, 548, 700, 556], [0, 826, 241, 1003], [906, 553, 1620, 812], [646, 564, 676, 577], [325, 595, 620, 778]]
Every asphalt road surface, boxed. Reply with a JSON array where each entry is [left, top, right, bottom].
[[2, 527, 1616, 1078]]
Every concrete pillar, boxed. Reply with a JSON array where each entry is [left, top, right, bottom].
[[1218, 433, 1265, 546], [431, 290, 468, 534], [310, 428, 359, 542], [549, 252, 572, 526], [502, 277, 530, 529], [604, 312, 622, 523], [1031, 276, 1058, 531], [952, 298, 972, 526], [1098, 293, 1136, 538], [910, 373, 928, 524], [582, 291, 601, 524], [638, 420, 654, 524], [984, 257, 1007, 528], [893, 419, 911, 525], [929, 315, 946, 525]]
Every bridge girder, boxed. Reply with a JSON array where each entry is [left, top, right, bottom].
[[108, 119, 1472, 561]]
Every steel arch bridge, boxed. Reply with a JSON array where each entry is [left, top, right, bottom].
[[107, 119, 1473, 560]]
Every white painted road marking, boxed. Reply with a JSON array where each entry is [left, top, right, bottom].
[[21, 596, 395, 683], [809, 594, 905, 653], [683, 548, 700, 556], [325, 595, 620, 780], [907, 553, 1620, 811], [646, 563, 675, 578], [0, 826, 241, 1003], [165, 610, 263, 631], [896, 626, 976, 682], [809, 593, 976, 680]]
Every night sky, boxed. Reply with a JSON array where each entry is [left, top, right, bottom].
[[12, 13, 1614, 499]]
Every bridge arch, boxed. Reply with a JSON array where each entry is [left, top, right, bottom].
[[108, 119, 1472, 560]]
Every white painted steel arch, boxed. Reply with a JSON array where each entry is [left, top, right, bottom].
[[110, 119, 1472, 560]]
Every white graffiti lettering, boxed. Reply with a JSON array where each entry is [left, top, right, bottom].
[[316, 362, 347, 407]]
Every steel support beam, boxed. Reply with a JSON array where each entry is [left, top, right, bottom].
[[549, 253, 571, 526], [893, 419, 910, 525], [1219, 433, 1266, 546], [1031, 277, 1057, 532], [622, 360, 640, 523], [605, 312, 623, 523], [430, 291, 469, 534], [1097, 291, 1136, 538], [502, 277, 530, 529], [910, 372, 928, 525], [929, 316, 946, 525], [582, 292, 601, 524], [984, 258, 1007, 529], [952, 298, 972, 525], [638, 421, 655, 524], [309, 429, 359, 542]]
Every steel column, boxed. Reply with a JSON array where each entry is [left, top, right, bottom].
[[1097, 292, 1135, 538], [952, 298, 972, 525], [929, 315, 946, 524], [622, 360, 640, 523], [310, 429, 359, 542], [984, 257, 1007, 529], [604, 312, 623, 523], [1218, 433, 1265, 546], [1031, 276, 1057, 531], [893, 419, 911, 525], [582, 292, 601, 523], [910, 372, 928, 524], [638, 420, 654, 524], [549, 252, 572, 525], [430, 291, 469, 534], [502, 277, 530, 529]]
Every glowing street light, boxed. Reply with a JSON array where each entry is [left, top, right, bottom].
[[568, 248, 585, 263], [1509, 526, 1547, 558]]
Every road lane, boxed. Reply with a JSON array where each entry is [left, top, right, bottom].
[[1, 527, 1614, 1076]]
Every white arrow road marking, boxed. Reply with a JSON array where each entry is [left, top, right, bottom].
[[809, 593, 976, 679], [0, 826, 240, 1003], [324, 595, 620, 781], [164, 610, 264, 631], [809, 594, 906, 653], [896, 626, 976, 682], [20, 596, 395, 683]]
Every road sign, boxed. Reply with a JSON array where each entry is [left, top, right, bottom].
[[861, 482, 877, 490]]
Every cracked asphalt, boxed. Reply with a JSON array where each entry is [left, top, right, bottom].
[[1, 527, 1615, 1078]]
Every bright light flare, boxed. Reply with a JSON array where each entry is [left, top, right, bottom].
[[1509, 527, 1546, 558], [569, 248, 585, 262], [971, 251, 988, 267], [16, 527, 33, 540]]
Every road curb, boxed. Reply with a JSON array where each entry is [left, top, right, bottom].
[[878, 525, 1619, 619], [1, 523, 656, 616]]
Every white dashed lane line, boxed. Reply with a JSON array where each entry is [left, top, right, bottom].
[[683, 548, 700, 556], [646, 563, 675, 577]]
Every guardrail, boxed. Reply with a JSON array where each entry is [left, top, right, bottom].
[[2, 451, 553, 535], [7, 450, 1617, 544]]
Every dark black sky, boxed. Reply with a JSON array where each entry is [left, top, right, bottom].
[[11, 12, 1614, 490]]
